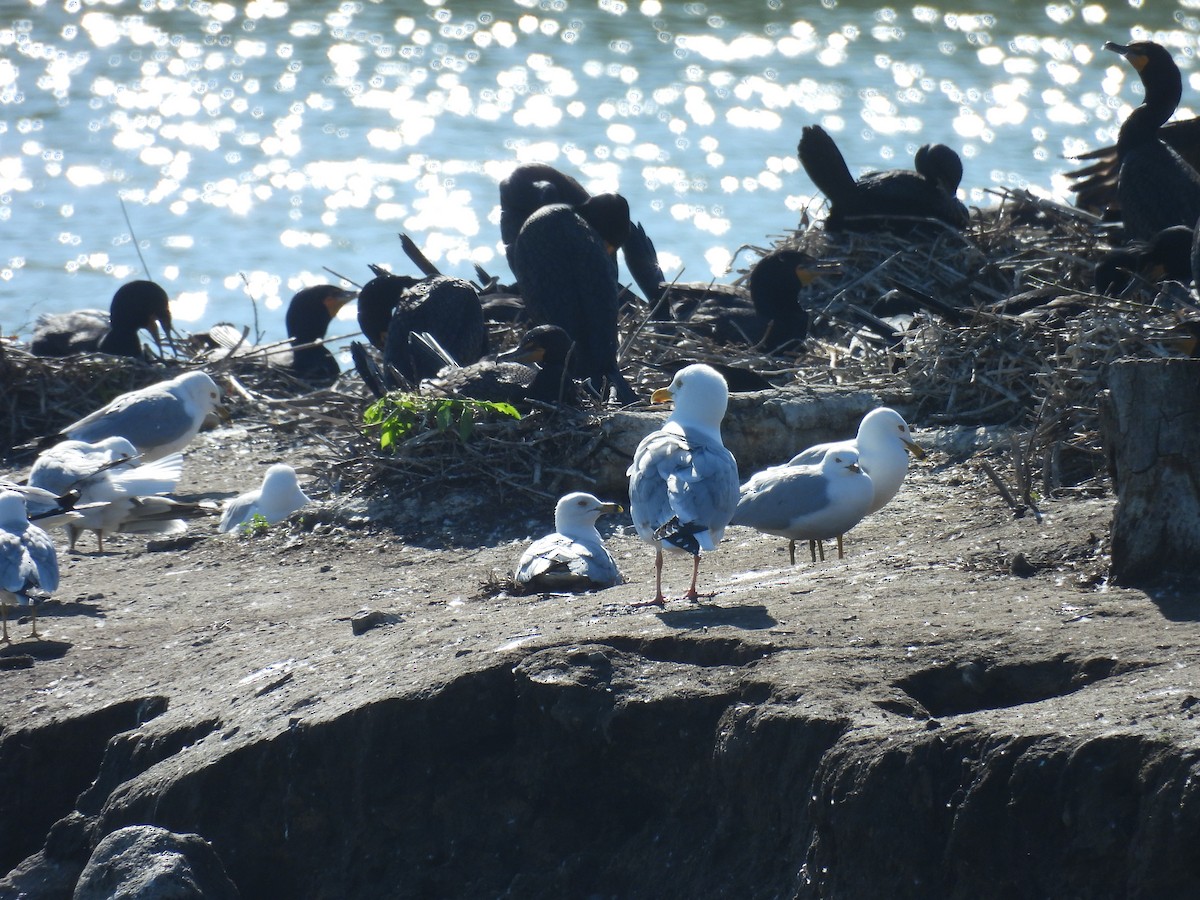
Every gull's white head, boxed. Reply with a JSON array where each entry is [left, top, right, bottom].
[[820, 447, 862, 475], [174, 371, 224, 417], [554, 491, 622, 535], [93, 436, 140, 462], [261, 463, 301, 494], [653, 364, 730, 431], [858, 407, 925, 459]]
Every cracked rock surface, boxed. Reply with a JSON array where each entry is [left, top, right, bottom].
[[2, 415, 1198, 900]]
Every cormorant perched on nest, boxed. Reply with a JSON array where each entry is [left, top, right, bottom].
[[499, 164, 591, 272], [1095, 225, 1194, 295], [798, 125, 969, 233], [1100, 41, 1200, 241], [423, 324, 580, 407], [511, 193, 639, 404], [32, 279, 173, 360], [284, 285, 357, 386], [354, 271, 486, 384], [622, 223, 837, 351]]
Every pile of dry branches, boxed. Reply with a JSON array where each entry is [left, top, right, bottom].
[[5, 188, 1196, 505]]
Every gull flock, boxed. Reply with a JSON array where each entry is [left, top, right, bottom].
[[1, 357, 923, 641]]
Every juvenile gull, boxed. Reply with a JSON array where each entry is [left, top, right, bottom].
[[55, 370, 225, 462], [0, 491, 59, 642], [628, 364, 740, 604], [219, 464, 311, 534], [788, 407, 924, 515], [515, 492, 623, 592], [733, 448, 874, 564]]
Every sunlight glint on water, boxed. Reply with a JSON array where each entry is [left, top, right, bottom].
[[1, 1, 1197, 356]]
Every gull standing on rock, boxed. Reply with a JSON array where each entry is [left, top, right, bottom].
[[52, 370, 226, 462], [733, 448, 874, 564], [788, 407, 924, 515], [219, 464, 312, 534], [628, 364, 740, 604], [515, 492, 623, 592], [0, 491, 59, 642]]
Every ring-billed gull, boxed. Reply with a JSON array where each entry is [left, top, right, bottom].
[[54, 370, 225, 462], [788, 407, 924, 515], [30, 437, 215, 552], [219, 464, 311, 534], [0, 491, 59, 642], [515, 492, 623, 592], [628, 363, 740, 604], [733, 447, 874, 564]]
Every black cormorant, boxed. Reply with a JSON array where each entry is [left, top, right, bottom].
[[798, 125, 969, 233], [284, 284, 357, 386], [423, 324, 580, 406], [356, 272, 486, 385], [1104, 41, 1200, 241], [499, 164, 591, 271], [32, 279, 172, 359], [511, 193, 638, 403], [1095, 225, 1194, 295]]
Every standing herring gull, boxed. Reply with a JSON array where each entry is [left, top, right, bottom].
[[0, 491, 59, 642], [219, 464, 312, 534], [515, 492, 623, 592], [628, 363, 740, 604], [788, 407, 924, 515], [29, 437, 215, 552], [733, 448, 874, 564], [54, 371, 225, 462]]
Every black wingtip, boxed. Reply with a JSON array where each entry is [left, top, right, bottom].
[[653, 516, 706, 555]]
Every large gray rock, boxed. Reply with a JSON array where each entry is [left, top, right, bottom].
[[72, 826, 238, 900]]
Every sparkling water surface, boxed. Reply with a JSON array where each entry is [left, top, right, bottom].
[[3, 1, 1199, 357]]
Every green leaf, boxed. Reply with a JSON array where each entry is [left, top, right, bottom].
[[458, 406, 475, 441]]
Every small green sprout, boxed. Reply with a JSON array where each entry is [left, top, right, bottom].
[[241, 512, 271, 536]]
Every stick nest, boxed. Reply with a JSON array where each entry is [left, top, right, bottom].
[[5, 188, 1196, 512]]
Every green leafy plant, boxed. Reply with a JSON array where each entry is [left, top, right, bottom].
[[362, 392, 521, 451], [241, 512, 271, 536]]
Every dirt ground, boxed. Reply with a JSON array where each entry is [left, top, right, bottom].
[[7, 394, 1200, 898], [1, 401, 1174, 732]]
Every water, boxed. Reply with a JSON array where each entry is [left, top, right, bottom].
[[3, 1, 1199, 356]]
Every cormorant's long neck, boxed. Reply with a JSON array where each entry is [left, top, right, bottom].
[[1118, 72, 1181, 155], [1117, 104, 1171, 155]]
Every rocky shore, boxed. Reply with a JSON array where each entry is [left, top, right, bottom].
[[2, 384, 1198, 899]]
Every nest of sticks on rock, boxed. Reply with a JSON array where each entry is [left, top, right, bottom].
[[6, 187, 1198, 514]]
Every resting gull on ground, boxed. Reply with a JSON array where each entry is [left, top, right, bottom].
[[732, 447, 874, 564], [628, 363, 740, 604], [29, 437, 215, 553], [52, 370, 226, 462], [788, 406, 924, 515], [0, 490, 59, 642], [515, 492, 623, 592], [219, 464, 312, 534]]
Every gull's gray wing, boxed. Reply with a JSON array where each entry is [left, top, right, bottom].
[[66, 388, 196, 453], [733, 465, 832, 533]]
